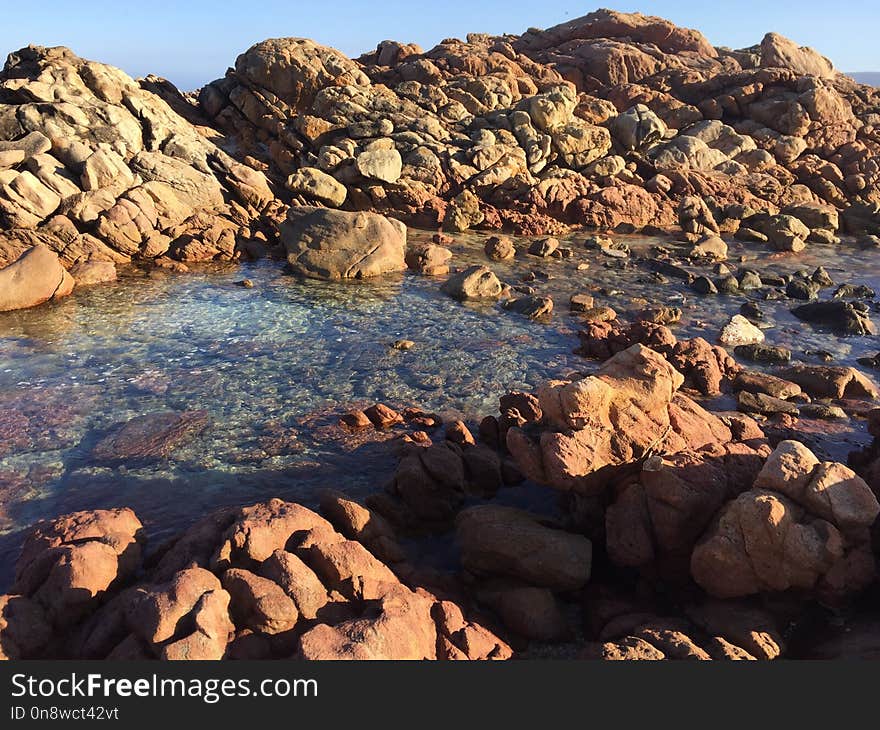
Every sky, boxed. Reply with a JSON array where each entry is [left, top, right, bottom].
[[0, 1, 877, 90]]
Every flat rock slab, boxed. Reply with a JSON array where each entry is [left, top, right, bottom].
[[91, 411, 209, 463]]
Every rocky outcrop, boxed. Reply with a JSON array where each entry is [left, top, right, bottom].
[[0, 44, 280, 273], [0, 499, 511, 660]]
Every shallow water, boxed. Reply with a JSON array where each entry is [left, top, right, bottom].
[[1, 228, 879, 587]]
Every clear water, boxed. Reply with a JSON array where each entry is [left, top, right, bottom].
[[1, 229, 879, 588]]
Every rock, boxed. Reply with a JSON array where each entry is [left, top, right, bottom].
[[0, 245, 74, 312], [441, 265, 502, 300], [213, 499, 338, 569], [609, 104, 667, 151], [356, 147, 402, 184], [91, 411, 208, 463], [787, 278, 820, 300], [691, 235, 727, 260], [799, 403, 846, 420], [281, 207, 406, 280], [126, 567, 234, 660], [13, 508, 143, 628], [405, 243, 452, 276], [719, 315, 764, 347], [692, 276, 718, 295], [258, 550, 329, 620], [527, 237, 559, 257], [692, 489, 842, 597], [733, 371, 801, 400], [0, 595, 52, 659], [734, 343, 791, 364], [792, 301, 875, 336], [760, 32, 835, 78], [781, 364, 879, 399], [338, 410, 372, 431], [445, 420, 475, 446], [737, 390, 798, 416], [297, 584, 436, 660], [285, 167, 347, 207], [679, 196, 719, 236], [484, 235, 515, 261], [363, 403, 404, 429], [222, 568, 298, 635], [69, 260, 116, 286], [455, 505, 592, 591], [569, 293, 595, 312], [476, 582, 569, 641], [319, 489, 404, 564], [504, 295, 553, 319]]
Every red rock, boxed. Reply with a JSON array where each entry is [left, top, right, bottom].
[[0, 594, 52, 659], [258, 550, 329, 620], [445, 420, 475, 446], [91, 411, 209, 463], [455, 505, 592, 591], [14, 508, 143, 627], [338, 410, 372, 431], [363, 403, 404, 429], [222, 568, 298, 635], [213, 499, 337, 570], [318, 489, 405, 563], [297, 584, 437, 660]]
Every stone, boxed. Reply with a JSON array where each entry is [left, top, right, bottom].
[[0, 245, 74, 312], [719, 315, 764, 347], [405, 243, 452, 276], [282, 207, 406, 280], [441, 265, 502, 300], [222, 568, 299, 635], [13, 508, 143, 628], [792, 301, 875, 336], [258, 550, 328, 620], [781, 364, 878, 399], [69, 260, 116, 286], [455, 505, 592, 591], [484, 235, 515, 261], [504, 295, 553, 319], [527, 237, 559, 257], [285, 167, 347, 207], [356, 147, 402, 183], [734, 343, 791, 364], [91, 411, 209, 463]]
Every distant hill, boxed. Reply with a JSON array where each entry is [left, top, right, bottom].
[[849, 72, 880, 86]]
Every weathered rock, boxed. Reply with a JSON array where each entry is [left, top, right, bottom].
[[0, 245, 74, 312], [13, 508, 143, 628], [441, 265, 502, 300], [455, 505, 592, 591], [282, 207, 406, 280], [285, 167, 347, 207], [91, 411, 208, 463]]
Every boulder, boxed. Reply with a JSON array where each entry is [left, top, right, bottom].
[[285, 167, 347, 207], [441, 265, 502, 300], [0, 245, 74, 312], [281, 206, 406, 280], [455, 505, 592, 591]]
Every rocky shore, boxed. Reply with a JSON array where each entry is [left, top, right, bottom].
[[2, 9, 880, 660]]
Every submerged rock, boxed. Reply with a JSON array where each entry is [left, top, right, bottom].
[[91, 411, 209, 463]]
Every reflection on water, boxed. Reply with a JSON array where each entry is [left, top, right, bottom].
[[0, 229, 879, 586]]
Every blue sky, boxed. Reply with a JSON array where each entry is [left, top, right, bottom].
[[1, 1, 876, 89]]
